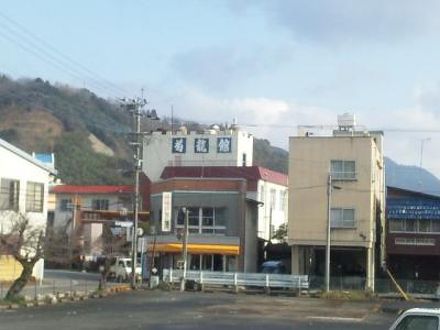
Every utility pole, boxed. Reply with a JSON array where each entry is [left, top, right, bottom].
[[122, 98, 144, 289], [180, 208, 189, 292], [325, 174, 341, 292], [121, 96, 159, 289], [325, 174, 332, 293], [69, 195, 78, 270]]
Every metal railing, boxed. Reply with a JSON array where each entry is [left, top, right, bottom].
[[163, 269, 309, 291]]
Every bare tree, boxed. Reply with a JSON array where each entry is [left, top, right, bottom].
[[98, 223, 130, 290], [0, 212, 45, 300]]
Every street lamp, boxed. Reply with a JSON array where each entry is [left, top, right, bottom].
[[325, 174, 341, 293], [180, 208, 189, 292]]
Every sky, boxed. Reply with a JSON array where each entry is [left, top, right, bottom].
[[1, 0, 440, 177]]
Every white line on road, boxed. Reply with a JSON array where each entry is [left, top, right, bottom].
[[306, 316, 365, 322]]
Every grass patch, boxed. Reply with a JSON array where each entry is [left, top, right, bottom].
[[321, 290, 376, 301], [156, 281, 172, 291], [0, 295, 26, 306]]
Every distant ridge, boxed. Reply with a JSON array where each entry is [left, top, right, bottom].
[[385, 157, 440, 197]]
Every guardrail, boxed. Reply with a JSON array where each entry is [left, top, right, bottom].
[[163, 269, 309, 293]]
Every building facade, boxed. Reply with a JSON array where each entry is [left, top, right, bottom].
[[0, 138, 56, 281], [288, 122, 385, 290], [146, 176, 260, 273], [160, 166, 288, 242], [386, 186, 440, 281], [142, 126, 254, 182], [50, 185, 134, 256]]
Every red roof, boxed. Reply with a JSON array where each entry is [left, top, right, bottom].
[[51, 185, 133, 194], [161, 166, 288, 187]]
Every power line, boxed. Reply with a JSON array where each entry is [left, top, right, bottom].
[[0, 11, 128, 98]]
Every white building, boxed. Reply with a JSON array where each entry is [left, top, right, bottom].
[[142, 126, 254, 182], [0, 138, 56, 281]]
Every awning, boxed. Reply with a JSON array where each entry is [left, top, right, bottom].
[[148, 243, 239, 255]]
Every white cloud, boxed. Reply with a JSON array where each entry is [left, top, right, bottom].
[[231, 0, 440, 45], [171, 44, 294, 91], [171, 86, 335, 147]]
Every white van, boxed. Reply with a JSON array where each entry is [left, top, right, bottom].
[[389, 308, 440, 330], [108, 257, 142, 282]]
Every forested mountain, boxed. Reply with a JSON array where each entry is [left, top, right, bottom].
[[0, 76, 288, 183]]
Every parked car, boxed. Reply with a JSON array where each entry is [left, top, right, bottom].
[[260, 261, 288, 274], [107, 257, 142, 282], [389, 308, 440, 330]]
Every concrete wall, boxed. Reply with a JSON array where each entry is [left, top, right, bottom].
[[288, 135, 384, 248], [151, 191, 242, 236], [142, 129, 254, 181], [244, 201, 258, 272], [288, 133, 384, 290], [257, 180, 288, 241]]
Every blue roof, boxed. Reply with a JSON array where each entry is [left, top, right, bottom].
[[33, 153, 54, 165], [387, 198, 440, 220]]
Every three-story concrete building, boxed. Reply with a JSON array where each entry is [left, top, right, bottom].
[[288, 115, 385, 290]]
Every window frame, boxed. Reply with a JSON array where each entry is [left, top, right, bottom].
[[91, 199, 109, 211], [25, 181, 44, 213], [330, 207, 356, 229], [175, 207, 226, 234], [0, 178, 20, 211], [60, 198, 73, 212], [330, 160, 356, 180], [389, 219, 440, 234]]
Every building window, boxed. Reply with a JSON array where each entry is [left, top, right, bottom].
[[279, 190, 287, 211], [395, 237, 435, 246], [26, 182, 44, 212], [432, 221, 440, 233], [331, 160, 356, 180], [331, 208, 355, 228], [60, 198, 72, 211], [242, 153, 247, 166], [175, 207, 226, 234], [389, 219, 405, 232], [418, 219, 431, 233], [92, 199, 109, 210], [270, 189, 276, 210], [0, 178, 20, 211], [389, 219, 440, 234]]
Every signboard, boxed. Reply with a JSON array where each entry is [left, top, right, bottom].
[[194, 138, 209, 153], [172, 138, 186, 153], [217, 137, 232, 153], [162, 192, 172, 232]]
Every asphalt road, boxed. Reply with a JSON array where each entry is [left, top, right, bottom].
[[0, 290, 397, 330], [44, 269, 101, 282]]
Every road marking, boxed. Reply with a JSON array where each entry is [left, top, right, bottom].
[[306, 316, 365, 322]]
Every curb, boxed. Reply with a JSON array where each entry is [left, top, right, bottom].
[[1, 284, 135, 311]]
